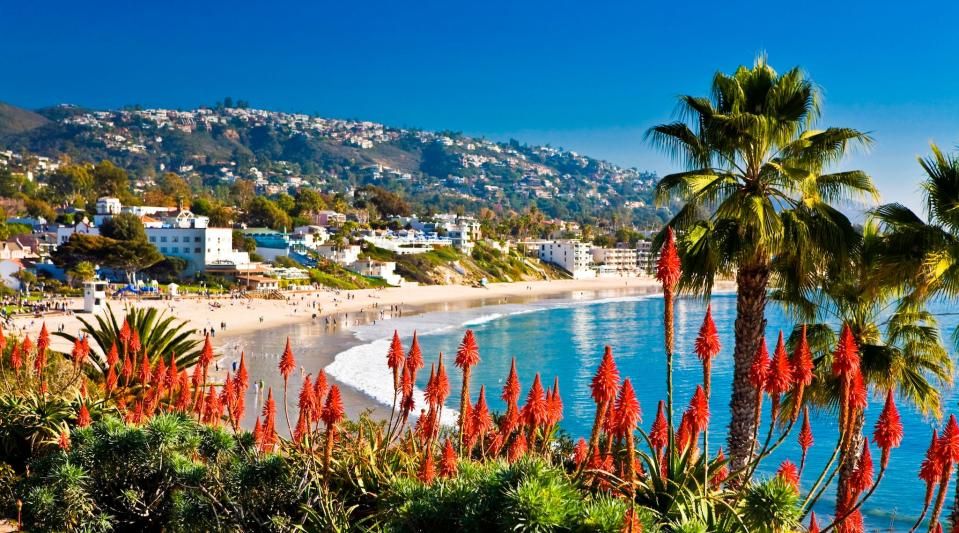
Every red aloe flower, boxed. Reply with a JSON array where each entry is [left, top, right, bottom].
[[119, 319, 132, 346], [502, 357, 521, 404], [199, 333, 214, 370], [166, 355, 178, 390], [591, 346, 620, 406], [521, 373, 548, 429], [77, 404, 91, 428], [808, 511, 820, 533], [106, 365, 118, 392], [939, 415, 959, 467], [547, 377, 563, 426], [776, 460, 800, 491], [508, 433, 527, 463], [649, 400, 668, 450], [573, 437, 588, 467], [237, 351, 249, 391], [434, 354, 450, 405], [455, 329, 480, 369], [614, 379, 641, 438], [656, 226, 681, 290], [71, 338, 86, 368], [129, 329, 141, 355], [418, 451, 436, 484], [687, 384, 709, 433], [252, 417, 263, 448], [791, 325, 813, 387], [695, 305, 721, 363], [204, 385, 221, 426], [261, 388, 277, 448], [798, 407, 813, 473], [471, 385, 493, 440], [121, 353, 133, 381], [21, 337, 33, 359], [488, 431, 505, 457], [9, 341, 20, 372], [138, 353, 151, 385], [676, 411, 694, 453], [279, 337, 296, 382], [37, 322, 50, 355], [749, 338, 770, 392], [424, 364, 438, 407], [920, 431, 943, 509], [321, 385, 345, 427], [314, 369, 328, 408], [847, 370, 868, 412], [440, 439, 458, 478], [832, 324, 860, 378], [293, 408, 308, 444], [152, 357, 167, 391], [872, 390, 903, 470], [712, 448, 728, 486], [766, 331, 794, 397], [387, 330, 404, 372], [0, 324, 5, 352], [299, 374, 315, 416], [176, 371, 192, 412], [106, 343, 119, 367], [406, 331, 424, 371], [850, 441, 874, 494], [58, 430, 70, 451], [399, 364, 415, 416]]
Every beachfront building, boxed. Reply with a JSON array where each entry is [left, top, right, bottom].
[[316, 244, 361, 265], [636, 240, 655, 273], [538, 240, 595, 279], [361, 229, 453, 255], [409, 213, 480, 254], [591, 247, 638, 275], [348, 259, 403, 286], [55, 220, 98, 244]]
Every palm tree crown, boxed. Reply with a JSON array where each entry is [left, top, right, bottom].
[[646, 56, 878, 472]]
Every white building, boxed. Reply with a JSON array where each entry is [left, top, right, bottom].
[[636, 241, 655, 273], [56, 220, 99, 244], [539, 240, 595, 279], [147, 224, 248, 276], [591, 247, 638, 275], [348, 260, 403, 286], [316, 244, 361, 265]]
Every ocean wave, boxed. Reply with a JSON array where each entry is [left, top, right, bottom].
[[324, 337, 460, 426]]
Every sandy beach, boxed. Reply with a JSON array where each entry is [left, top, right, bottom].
[[11, 276, 665, 354]]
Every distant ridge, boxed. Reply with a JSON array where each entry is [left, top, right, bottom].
[[0, 102, 49, 136]]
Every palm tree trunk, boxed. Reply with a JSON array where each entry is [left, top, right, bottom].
[[727, 261, 770, 475]]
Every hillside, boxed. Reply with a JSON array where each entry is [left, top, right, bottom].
[[0, 102, 49, 136], [0, 102, 665, 225]]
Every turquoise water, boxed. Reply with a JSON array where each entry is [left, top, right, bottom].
[[407, 293, 959, 531]]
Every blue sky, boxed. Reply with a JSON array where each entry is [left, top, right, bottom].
[[3, 0, 959, 212]]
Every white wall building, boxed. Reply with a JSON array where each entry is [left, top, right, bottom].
[[348, 260, 403, 286], [147, 226, 248, 275], [592, 247, 638, 275], [539, 240, 595, 279], [316, 244, 361, 265]]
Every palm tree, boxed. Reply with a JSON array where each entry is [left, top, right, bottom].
[[775, 221, 951, 522], [872, 143, 959, 528], [873, 144, 959, 311], [646, 56, 878, 471]]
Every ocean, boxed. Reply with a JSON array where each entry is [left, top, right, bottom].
[[325, 291, 959, 531]]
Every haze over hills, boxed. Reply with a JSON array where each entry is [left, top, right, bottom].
[[0, 101, 665, 225]]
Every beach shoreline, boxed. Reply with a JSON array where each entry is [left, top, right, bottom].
[[10, 276, 734, 422]]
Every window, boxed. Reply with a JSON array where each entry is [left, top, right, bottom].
[[161, 247, 167, 253], [149, 236, 156, 243], [194, 248, 201, 254], [160, 236, 167, 243], [172, 246, 179, 253], [172, 236, 179, 243], [194, 237, 201, 243]]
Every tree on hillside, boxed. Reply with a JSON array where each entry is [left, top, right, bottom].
[[52, 233, 162, 284], [92, 160, 130, 198], [295, 189, 326, 216], [46, 164, 93, 205], [646, 57, 877, 472], [245, 197, 291, 231], [100, 213, 147, 242]]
